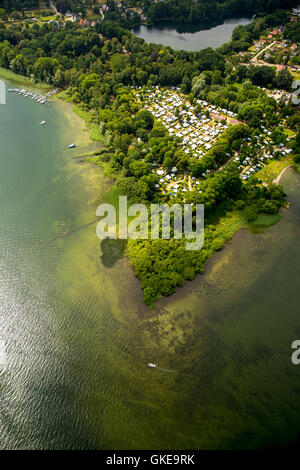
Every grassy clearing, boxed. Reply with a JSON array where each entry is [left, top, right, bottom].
[[253, 213, 281, 227], [73, 105, 108, 144], [89, 157, 114, 179], [212, 207, 283, 246], [215, 211, 247, 242], [248, 213, 282, 234], [284, 128, 296, 138], [58, 90, 73, 103], [0, 67, 50, 90], [41, 16, 57, 21], [72, 105, 92, 124], [256, 156, 294, 184], [291, 71, 300, 81], [100, 183, 122, 208], [90, 123, 107, 144]]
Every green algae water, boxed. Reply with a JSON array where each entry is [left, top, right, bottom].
[[0, 82, 300, 450]]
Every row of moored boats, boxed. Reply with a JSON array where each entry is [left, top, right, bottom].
[[9, 87, 76, 148], [8, 87, 59, 104]]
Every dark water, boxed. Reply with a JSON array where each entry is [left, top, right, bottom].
[[0, 82, 300, 449], [133, 18, 252, 51]]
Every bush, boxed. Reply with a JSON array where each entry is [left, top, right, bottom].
[[234, 199, 246, 210], [211, 238, 225, 251], [245, 206, 259, 222], [262, 201, 278, 215]]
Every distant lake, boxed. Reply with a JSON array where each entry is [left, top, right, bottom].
[[133, 17, 253, 51]]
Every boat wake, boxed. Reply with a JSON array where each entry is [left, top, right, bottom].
[[152, 367, 177, 374]]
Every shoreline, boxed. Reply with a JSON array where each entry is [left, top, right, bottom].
[[0, 68, 104, 154], [0, 67, 295, 306], [0, 67, 50, 91], [1, 70, 106, 227], [273, 165, 294, 185], [132, 15, 254, 36]]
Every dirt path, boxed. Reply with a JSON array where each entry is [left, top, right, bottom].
[[217, 153, 237, 172], [166, 176, 185, 191], [50, 0, 59, 15]]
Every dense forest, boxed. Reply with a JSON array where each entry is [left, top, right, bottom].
[[144, 0, 298, 27], [0, 3, 299, 303], [0, 0, 40, 12], [1, 0, 298, 29]]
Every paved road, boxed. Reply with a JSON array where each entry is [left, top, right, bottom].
[[251, 41, 276, 63], [249, 41, 299, 73]]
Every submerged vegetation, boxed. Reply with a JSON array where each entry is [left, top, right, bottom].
[[0, 1, 299, 304]]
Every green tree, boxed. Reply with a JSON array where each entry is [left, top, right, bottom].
[[276, 69, 293, 90]]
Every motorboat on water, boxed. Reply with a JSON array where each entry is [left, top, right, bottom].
[[68, 143, 76, 149], [41, 121, 46, 125], [147, 363, 156, 368]]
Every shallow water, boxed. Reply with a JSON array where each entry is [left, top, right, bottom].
[[0, 82, 300, 449]]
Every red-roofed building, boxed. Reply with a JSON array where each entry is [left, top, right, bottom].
[[272, 29, 279, 35]]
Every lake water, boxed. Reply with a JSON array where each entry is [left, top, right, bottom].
[[133, 18, 253, 51], [0, 81, 300, 449]]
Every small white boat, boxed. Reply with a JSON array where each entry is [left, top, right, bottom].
[[68, 143, 76, 149], [148, 363, 156, 368], [41, 121, 46, 125]]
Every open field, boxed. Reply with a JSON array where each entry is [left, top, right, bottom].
[[41, 15, 57, 22], [256, 156, 295, 184]]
